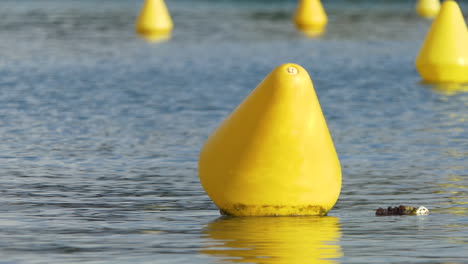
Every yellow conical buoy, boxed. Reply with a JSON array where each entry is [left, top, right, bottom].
[[416, 0, 441, 18], [135, 0, 173, 42], [202, 217, 342, 263], [198, 63, 341, 216], [293, 0, 328, 37], [416, 0, 468, 83]]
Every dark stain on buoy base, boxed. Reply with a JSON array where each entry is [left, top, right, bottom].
[[219, 204, 327, 216]]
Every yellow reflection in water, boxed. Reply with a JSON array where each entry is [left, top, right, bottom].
[[138, 33, 171, 43], [298, 28, 326, 38], [431, 83, 468, 95], [201, 216, 342, 264], [435, 174, 468, 216]]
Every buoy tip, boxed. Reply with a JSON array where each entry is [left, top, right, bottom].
[[441, 0, 461, 11], [277, 63, 306, 76], [286, 66, 299, 75]]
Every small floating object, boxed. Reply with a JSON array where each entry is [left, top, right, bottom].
[[375, 205, 430, 216], [135, 0, 173, 42], [198, 63, 341, 217], [293, 0, 328, 37], [416, 0, 441, 18], [415, 0, 468, 83]]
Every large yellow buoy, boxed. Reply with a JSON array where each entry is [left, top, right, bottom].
[[416, 0, 441, 18], [198, 63, 341, 216], [293, 0, 328, 37], [416, 0, 468, 83], [202, 216, 342, 263], [135, 0, 173, 42]]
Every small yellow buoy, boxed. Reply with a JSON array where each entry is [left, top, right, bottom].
[[293, 0, 328, 37], [198, 63, 342, 216], [416, 0, 441, 18], [416, 0, 468, 83], [135, 0, 173, 42]]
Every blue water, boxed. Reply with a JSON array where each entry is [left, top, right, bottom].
[[0, 0, 467, 263]]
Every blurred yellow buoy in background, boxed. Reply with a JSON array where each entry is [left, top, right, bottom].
[[135, 0, 173, 42], [416, 0, 468, 83], [293, 0, 328, 37], [202, 216, 342, 264], [416, 0, 441, 18], [198, 63, 341, 216]]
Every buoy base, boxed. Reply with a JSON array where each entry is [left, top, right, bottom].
[[416, 63, 468, 83], [416, 0, 440, 18], [295, 22, 326, 29], [219, 204, 328, 217], [417, 8, 439, 18], [417, 5, 440, 18]]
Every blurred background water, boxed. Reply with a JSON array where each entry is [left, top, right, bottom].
[[0, 0, 467, 263]]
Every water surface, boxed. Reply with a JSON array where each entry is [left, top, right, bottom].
[[0, 0, 467, 263]]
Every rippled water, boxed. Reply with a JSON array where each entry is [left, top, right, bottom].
[[0, 0, 467, 263]]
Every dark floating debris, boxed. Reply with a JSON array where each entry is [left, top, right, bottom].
[[375, 205, 429, 216]]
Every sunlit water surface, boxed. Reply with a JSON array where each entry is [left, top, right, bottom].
[[0, 0, 467, 263]]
